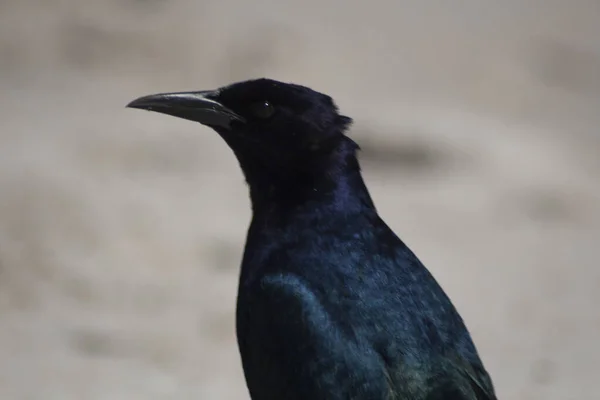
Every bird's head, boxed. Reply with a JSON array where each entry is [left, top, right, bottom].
[[126, 78, 355, 179]]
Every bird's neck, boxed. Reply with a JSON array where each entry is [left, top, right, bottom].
[[244, 138, 376, 222]]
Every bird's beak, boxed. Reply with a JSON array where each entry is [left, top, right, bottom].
[[126, 90, 245, 129]]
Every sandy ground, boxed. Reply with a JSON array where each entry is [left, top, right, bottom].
[[0, 1, 599, 399]]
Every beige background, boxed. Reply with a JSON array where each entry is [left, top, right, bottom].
[[1, 1, 599, 399]]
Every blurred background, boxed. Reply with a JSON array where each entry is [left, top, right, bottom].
[[0, 0, 599, 398]]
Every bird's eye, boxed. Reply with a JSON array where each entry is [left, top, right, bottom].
[[249, 101, 275, 119]]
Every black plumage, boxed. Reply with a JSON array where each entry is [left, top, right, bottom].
[[127, 78, 497, 400]]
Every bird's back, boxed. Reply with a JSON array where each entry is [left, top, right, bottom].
[[236, 213, 495, 400]]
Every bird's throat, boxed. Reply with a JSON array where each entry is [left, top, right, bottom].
[[245, 140, 376, 221]]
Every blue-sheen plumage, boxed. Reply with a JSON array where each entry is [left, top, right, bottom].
[[127, 78, 497, 400]]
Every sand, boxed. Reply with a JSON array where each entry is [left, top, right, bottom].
[[0, 1, 599, 398]]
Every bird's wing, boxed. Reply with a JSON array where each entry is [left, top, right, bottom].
[[418, 353, 496, 400], [448, 354, 496, 400], [239, 273, 395, 400], [382, 352, 496, 400]]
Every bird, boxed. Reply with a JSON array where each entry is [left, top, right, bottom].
[[127, 78, 497, 400]]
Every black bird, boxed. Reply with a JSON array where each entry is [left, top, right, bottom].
[[127, 78, 497, 400]]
